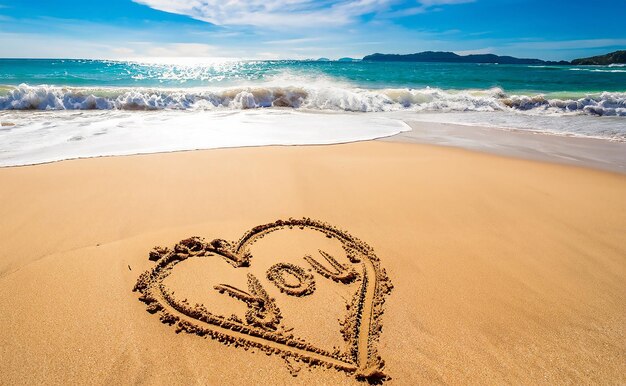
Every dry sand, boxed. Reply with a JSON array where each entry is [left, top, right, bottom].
[[0, 141, 625, 384]]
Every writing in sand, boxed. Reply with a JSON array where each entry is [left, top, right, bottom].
[[134, 218, 394, 382]]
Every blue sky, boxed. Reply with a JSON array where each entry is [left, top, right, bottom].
[[0, 0, 625, 60]]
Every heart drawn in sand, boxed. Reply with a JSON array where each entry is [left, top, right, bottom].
[[133, 218, 393, 382]]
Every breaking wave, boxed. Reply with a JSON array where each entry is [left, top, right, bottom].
[[1, 84, 625, 116]]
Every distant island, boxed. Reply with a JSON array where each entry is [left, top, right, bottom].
[[571, 50, 626, 65], [362, 50, 626, 65], [362, 51, 567, 65]]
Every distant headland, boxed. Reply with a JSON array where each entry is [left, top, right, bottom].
[[361, 50, 626, 65], [571, 51, 626, 65]]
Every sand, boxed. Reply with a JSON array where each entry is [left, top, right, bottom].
[[385, 120, 626, 174], [0, 141, 625, 384]]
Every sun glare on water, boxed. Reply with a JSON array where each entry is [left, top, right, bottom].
[[119, 56, 246, 66]]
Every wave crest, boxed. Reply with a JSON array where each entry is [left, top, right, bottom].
[[1, 84, 625, 116]]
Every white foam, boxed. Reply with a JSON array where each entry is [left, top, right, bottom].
[[0, 110, 409, 166], [2, 84, 625, 117], [569, 68, 626, 73]]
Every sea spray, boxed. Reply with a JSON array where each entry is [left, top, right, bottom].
[[2, 84, 625, 116]]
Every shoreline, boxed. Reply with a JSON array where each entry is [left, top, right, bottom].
[[384, 120, 626, 174], [1, 119, 625, 175]]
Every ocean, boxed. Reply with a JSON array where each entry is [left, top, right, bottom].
[[1, 58, 625, 166]]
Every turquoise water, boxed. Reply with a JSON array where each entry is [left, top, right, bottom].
[[0, 58, 624, 166], [1, 58, 625, 115], [1, 58, 625, 94]]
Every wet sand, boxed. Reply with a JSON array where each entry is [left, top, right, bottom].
[[384, 121, 626, 174], [0, 141, 625, 384]]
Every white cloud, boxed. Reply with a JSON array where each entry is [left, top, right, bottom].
[[144, 43, 217, 57], [0, 32, 116, 59], [131, 0, 471, 28], [0, 32, 226, 60], [263, 37, 322, 45], [0, 1, 484, 60], [131, 0, 383, 27], [385, 0, 474, 17], [110, 47, 136, 56]]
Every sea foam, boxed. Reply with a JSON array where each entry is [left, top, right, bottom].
[[1, 84, 625, 116], [0, 110, 410, 167]]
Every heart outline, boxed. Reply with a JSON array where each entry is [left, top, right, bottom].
[[133, 218, 393, 382]]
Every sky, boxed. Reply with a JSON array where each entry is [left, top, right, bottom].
[[0, 0, 625, 60]]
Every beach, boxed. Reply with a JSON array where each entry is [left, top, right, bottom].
[[1, 135, 625, 384], [3, 0, 626, 383]]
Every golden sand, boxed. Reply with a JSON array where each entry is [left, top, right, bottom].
[[0, 141, 625, 384]]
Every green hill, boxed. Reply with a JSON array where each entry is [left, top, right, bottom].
[[362, 51, 566, 65], [571, 50, 626, 65]]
